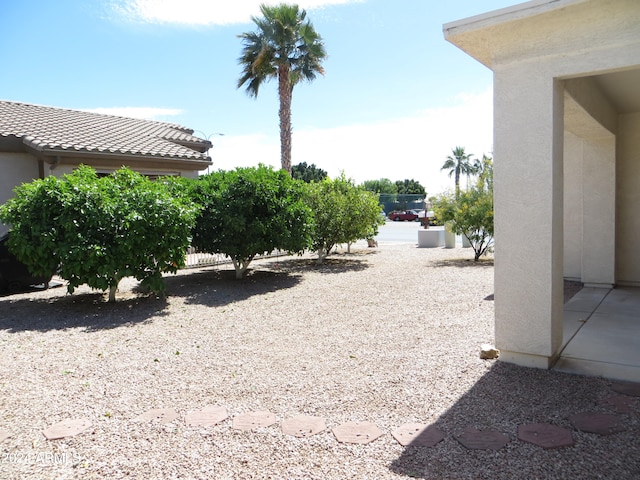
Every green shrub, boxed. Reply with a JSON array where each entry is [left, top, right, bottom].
[[306, 174, 384, 264], [189, 165, 312, 278], [0, 166, 198, 301]]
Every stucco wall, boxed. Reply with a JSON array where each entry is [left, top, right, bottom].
[[0, 152, 39, 235], [616, 112, 640, 285], [493, 67, 565, 367], [447, 0, 640, 368]]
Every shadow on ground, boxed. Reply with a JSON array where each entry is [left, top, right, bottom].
[[432, 258, 494, 268], [0, 253, 370, 332], [0, 268, 302, 332], [260, 255, 372, 275], [0, 290, 170, 333], [164, 268, 303, 308], [388, 362, 640, 479]]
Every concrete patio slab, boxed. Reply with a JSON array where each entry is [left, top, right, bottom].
[[554, 357, 640, 383], [561, 310, 589, 347], [597, 287, 640, 315], [560, 312, 640, 366], [563, 287, 610, 313], [555, 287, 640, 382]]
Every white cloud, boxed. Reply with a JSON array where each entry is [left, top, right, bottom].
[[113, 0, 362, 26], [84, 107, 183, 120], [209, 133, 279, 172], [211, 88, 494, 196]]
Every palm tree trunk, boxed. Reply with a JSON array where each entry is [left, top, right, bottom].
[[278, 64, 293, 174]]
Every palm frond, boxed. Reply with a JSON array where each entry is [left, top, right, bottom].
[[238, 3, 326, 94]]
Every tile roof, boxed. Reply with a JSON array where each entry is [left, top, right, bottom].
[[0, 100, 212, 161]]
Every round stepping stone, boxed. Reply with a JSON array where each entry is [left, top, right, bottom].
[[281, 415, 326, 437], [332, 421, 384, 444], [611, 382, 640, 397], [232, 411, 276, 431], [454, 427, 509, 450], [184, 406, 229, 427], [570, 412, 625, 435], [43, 418, 92, 440], [391, 423, 445, 447], [134, 408, 180, 424], [0, 428, 11, 443], [517, 423, 574, 449], [599, 395, 636, 414]]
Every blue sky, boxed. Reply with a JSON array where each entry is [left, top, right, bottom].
[[1, 0, 518, 195]]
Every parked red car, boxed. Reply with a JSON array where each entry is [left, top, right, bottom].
[[388, 210, 419, 222]]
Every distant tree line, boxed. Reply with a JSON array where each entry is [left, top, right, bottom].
[[361, 178, 426, 196]]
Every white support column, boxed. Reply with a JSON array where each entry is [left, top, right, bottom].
[[582, 135, 616, 287], [493, 69, 565, 368]]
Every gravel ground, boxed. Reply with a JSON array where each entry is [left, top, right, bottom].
[[1, 242, 639, 479]]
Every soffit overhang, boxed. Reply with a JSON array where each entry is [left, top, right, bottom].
[[444, 0, 640, 115]]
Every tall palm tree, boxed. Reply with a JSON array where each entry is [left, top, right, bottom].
[[441, 146, 475, 196], [238, 3, 327, 174]]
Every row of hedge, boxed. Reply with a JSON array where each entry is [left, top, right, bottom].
[[0, 165, 383, 301]]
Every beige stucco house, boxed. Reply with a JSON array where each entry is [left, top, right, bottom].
[[444, 0, 640, 373], [1, 100, 212, 235]]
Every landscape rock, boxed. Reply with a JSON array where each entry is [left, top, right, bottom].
[[480, 344, 500, 359]]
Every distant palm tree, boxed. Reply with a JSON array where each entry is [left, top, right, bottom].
[[238, 3, 327, 174], [441, 146, 475, 196]]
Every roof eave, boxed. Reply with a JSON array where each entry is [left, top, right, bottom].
[[443, 0, 591, 68], [170, 139, 213, 154], [28, 146, 212, 171]]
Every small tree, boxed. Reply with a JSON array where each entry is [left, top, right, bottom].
[[345, 185, 385, 252], [0, 166, 198, 301], [433, 160, 493, 261], [306, 174, 383, 264], [190, 165, 312, 278]]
